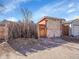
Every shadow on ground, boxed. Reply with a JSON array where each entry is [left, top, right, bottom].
[[62, 36, 79, 43], [7, 38, 67, 56]]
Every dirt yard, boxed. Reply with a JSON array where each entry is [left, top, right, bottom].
[[0, 38, 79, 59]]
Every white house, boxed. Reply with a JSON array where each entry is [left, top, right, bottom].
[[71, 19, 79, 36]]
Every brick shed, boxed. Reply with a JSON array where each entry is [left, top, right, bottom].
[[37, 16, 69, 38]]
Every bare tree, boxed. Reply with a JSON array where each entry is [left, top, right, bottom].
[[0, 7, 37, 42], [21, 8, 32, 38]]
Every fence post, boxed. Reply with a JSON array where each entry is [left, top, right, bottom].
[[4, 23, 8, 42]]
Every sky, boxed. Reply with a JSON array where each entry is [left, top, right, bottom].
[[0, 0, 79, 23]]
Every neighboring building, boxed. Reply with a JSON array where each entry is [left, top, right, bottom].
[[0, 20, 17, 40], [71, 19, 79, 36], [0, 20, 8, 40], [37, 16, 69, 38]]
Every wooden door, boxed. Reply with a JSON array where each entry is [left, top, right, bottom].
[[62, 24, 69, 36], [39, 25, 47, 37]]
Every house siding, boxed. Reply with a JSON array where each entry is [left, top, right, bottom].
[[71, 20, 79, 36]]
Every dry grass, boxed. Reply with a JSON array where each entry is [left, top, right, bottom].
[[8, 38, 40, 46], [62, 36, 79, 43]]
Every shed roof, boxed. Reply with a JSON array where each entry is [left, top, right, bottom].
[[71, 19, 79, 23], [37, 16, 65, 24]]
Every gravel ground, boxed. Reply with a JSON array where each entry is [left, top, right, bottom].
[[26, 42, 79, 59], [0, 38, 79, 59]]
